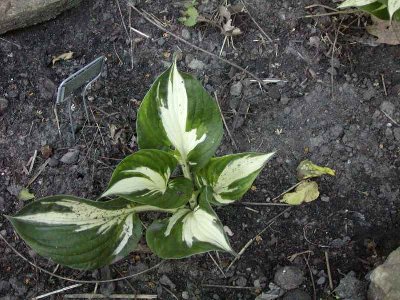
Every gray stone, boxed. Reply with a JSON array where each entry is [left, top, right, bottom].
[[368, 247, 400, 300], [0, 280, 11, 293], [236, 276, 247, 287], [0, 0, 82, 34], [60, 149, 80, 164], [393, 128, 400, 142], [317, 276, 326, 285], [268, 86, 281, 100], [283, 289, 311, 300], [181, 291, 189, 300], [38, 77, 57, 100], [48, 157, 59, 167], [0, 97, 9, 114], [274, 266, 305, 290], [0, 196, 4, 211], [256, 282, 284, 300], [230, 81, 243, 97], [9, 277, 27, 296], [280, 95, 290, 105], [334, 271, 366, 300], [181, 28, 191, 40], [188, 58, 205, 70], [159, 274, 176, 290], [380, 101, 395, 116]]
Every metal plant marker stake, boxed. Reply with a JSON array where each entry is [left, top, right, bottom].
[[56, 56, 105, 140]]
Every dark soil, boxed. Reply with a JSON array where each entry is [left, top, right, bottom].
[[1, 0, 399, 299]]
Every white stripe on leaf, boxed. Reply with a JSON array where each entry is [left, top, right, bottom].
[[158, 63, 206, 163], [102, 167, 170, 197], [213, 153, 274, 203], [113, 216, 133, 255], [164, 208, 191, 236], [181, 206, 232, 252], [13, 199, 135, 234]]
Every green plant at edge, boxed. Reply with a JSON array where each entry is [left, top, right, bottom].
[[338, 0, 400, 21], [7, 60, 275, 270], [178, 0, 199, 27]]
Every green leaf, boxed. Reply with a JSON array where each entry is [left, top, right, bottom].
[[8, 196, 142, 270], [136, 61, 223, 172], [146, 187, 234, 258], [196, 152, 275, 205], [338, 0, 378, 8], [102, 149, 193, 209], [179, 6, 199, 27], [281, 181, 320, 205], [18, 188, 35, 201], [296, 160, 335, 181]]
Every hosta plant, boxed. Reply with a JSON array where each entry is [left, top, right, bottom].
[[338, 0, 400, 21], [7, 61, 274, 270]]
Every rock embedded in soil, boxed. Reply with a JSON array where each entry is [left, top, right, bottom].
[[282, 289, 311, 300], [187, 58, 205, 70], [274, 266, 305, 290], [0, 97, 9, 114], [181, 28, 191, 40], [0, 0, 82, 34], [380, 101, 395, 116], [334, 271, 366, 300], [60, 149, 80, 164], [230, 81, 243, 97], [368, 247, 400, 300], [393, 127, 400, 142]]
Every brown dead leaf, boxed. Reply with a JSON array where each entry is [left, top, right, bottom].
[[367, 17, 400, 45], [52, 51, 73, 65]]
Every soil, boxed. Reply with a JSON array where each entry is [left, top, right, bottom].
[[0, 0, 399, 299]]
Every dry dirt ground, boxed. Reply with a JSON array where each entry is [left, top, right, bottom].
[[0, 0, 399, 299]]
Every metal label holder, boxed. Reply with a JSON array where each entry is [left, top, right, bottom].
[[56, 56, 105, 140]]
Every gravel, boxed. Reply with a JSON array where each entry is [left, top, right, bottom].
[[188, 58, 205, 70], [334, 271, 366, 300], [230, 81, 243, 96], [380, 101, 395, 116], [282, 289, 311, 300]]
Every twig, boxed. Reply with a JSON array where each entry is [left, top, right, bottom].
[[115, 0, 130, 40], [0, 232, 163, 284], [381, 110, 399, 126], [304, 4, 339, 12], [381, 74, 387, 96], [331, 20, 342, 100], [242, 0, 273, 43], [244, 206, 259, 213], [208, 252, 227, 278], [226, 207, 291, 271], [202, 284, 255, 290], [28, 150, 38, 175], [0, 37, 22, 49], [162, 286, 178, 300], [53, 106, 62, 137], [64, 294, 157, 299], [303, 255, 317, 300], [240, 202, 290, 207], [128, 4, 268, 89], [129, 26, 151, 39], [271, 181, 302, 202], [33, 284, 82, 300], [214, 92, 238, 150], [27, 158, 50, 187], [325, 251, 334, 290], [304, 10, 358, 18]]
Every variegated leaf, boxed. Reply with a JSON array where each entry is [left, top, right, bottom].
[[8, 196, 142, 270], [146, 187, 234, 258], [338, 0, 378, 8], [196, 152, 275, 205], [102, 149, 193, 209], [137, 61, 223, 172], [389, 0, 400, 19]]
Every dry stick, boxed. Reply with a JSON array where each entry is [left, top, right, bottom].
[[381, 74, 388, 96], [226, 207, 291, 271], [0, 233, 164, 284], [128, 4, 268, 89], [242, 0, 273, 43], [381, 110, 399, 126], [33, 284, 82, 300], [303, 10, 358, 18], [303, 255, 317, 300], [304, 4, 339, 12], [240, 202, 290, 207], [271, 181, 302, 202], [202, 284, 255, 290], [208, 252, 227, 278], [0, 37, 22, 49], [214, 92, 238, 151], [331, 20, 342, 100], [325, 251, 334, 290], [162, 286, 179, 300], [27, 158, 50, 187], [115, 0, 130, 40], [53, 106, 62, 137], [64, 294, 157, 299]]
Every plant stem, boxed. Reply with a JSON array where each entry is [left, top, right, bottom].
[[188, 190, 199, 210], [181, 160, 192, 180]]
